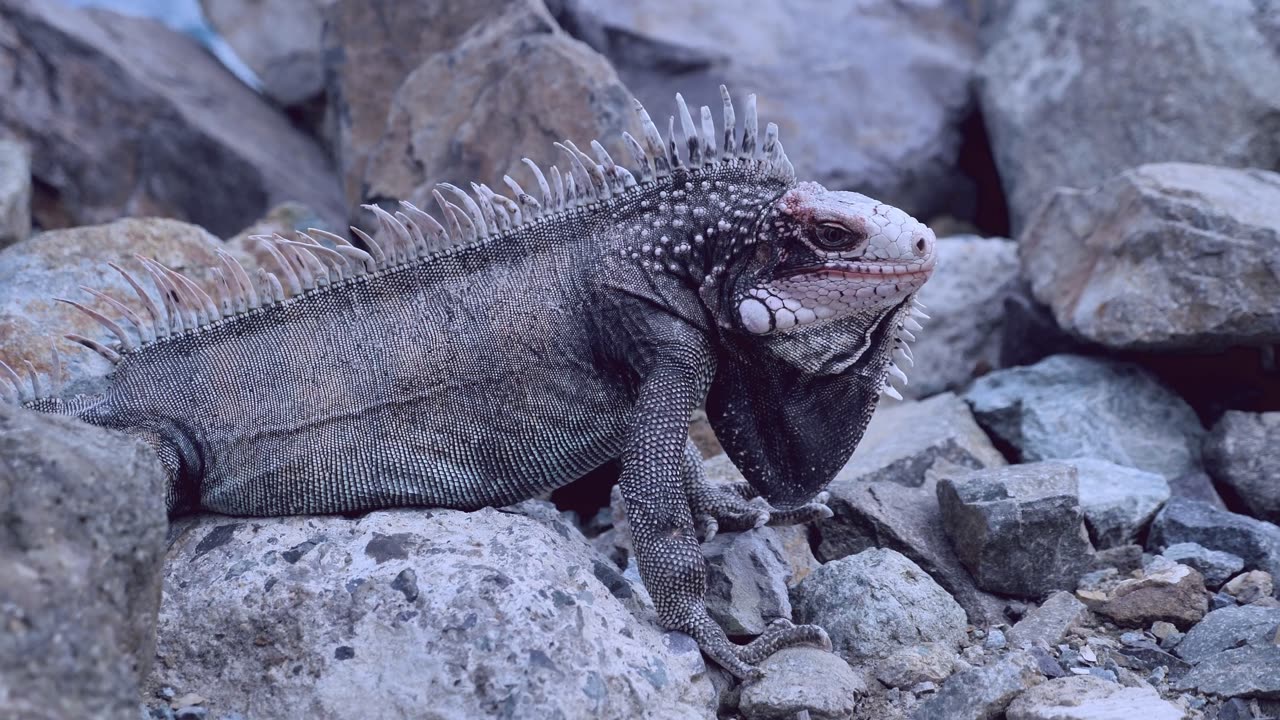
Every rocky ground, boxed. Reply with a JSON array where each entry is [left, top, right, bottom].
[[0, 1, 1278, 719]]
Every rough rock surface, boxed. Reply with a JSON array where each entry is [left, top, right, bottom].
[[979, 0, 1280, 231], [1096, 557, 1209, 629], [913, 651, 1044, 720], [0, 404, 168, 720], [1161, 543, 1245, 589], [964, 354, 1206, 481], [1006, 592, 1089, 649], [737, 647, 866, 720], [199, 0, 329, 106], [906, 235, 1021, 398], [702, 527, 793, 635], [1149, 498, 1280, 578], [834, 393, 1006, 488], [791, 548, 968, 663], [1175, 605, 1280, 664], [1005, 675, 1186, 720], [1066, 458, 1170, 548], [569, 0, 979, 221], [0, 2, 344, 236], [873, 642, 958, 689], [1222, 571, 1275, 605], [0, 138, 30, 247], [1174, 646, 1280, 700], [937, 462, 1094, 598], [151, 508, 717, 719], [1204, 411, 1280, 523], [0, 218, 250, 397], [1020, 163, 1280, 350]]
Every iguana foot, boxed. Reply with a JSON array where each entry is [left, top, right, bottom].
[[733, 618, 832, 665], [686, 477, 833, 541]]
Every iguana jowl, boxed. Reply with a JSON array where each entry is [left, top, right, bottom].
[[4, 88, 937, 679]]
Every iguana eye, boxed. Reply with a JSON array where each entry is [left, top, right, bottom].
[[814, 224, 863, 252]]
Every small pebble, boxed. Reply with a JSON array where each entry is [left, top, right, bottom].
[[156, 687, 176, 701], [1211, 592, 1238, 610], [1119, 631, 1146, 647], [909, 681, 938, 694], [983, 628, 1007, 650], [1147, 666, 1167, 685], [1087, 667, 1118, 683]]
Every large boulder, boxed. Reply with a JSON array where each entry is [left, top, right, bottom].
[[1204, 411, 1280, 523], [1149, 498, 1280, 579], [0, 138, 30, 247], [567, 0, 979, 222], [1175, 605, 1280, 664], [0, 1, 344, 236], [0, 404, 168, 720], [906, 235, 1022, 398], [0, 218, 252, 397], [150, 507, 717, 719], [1020, 163, 1280, 350], [198, 0, 330, 107], [791, 548, 968, 663], [979, 0, 1280, 232], [937, 462, 1094, 598], [964, 354, 1206, 481]]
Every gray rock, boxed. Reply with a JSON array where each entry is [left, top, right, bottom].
[[1066, 458, 1170, 549], [1175, 605, 1280, 664], [1205, 411, 1280, 523], [1005, 675, 1185, 720], [1020, 163, 1280, 350], [0, 218, 255, 397], [0, 2, 343, 237], [979, 0, 1280, 233], [151, 509, 716, 719], [1168, 469, 1228, 510], [1161, 542, 1245, 589], [913, 651, 1045, 720], [1175, 646, 1280, 699], [964, 354, 1206, 481], [1222, 571, 1275, 605], [835, 393, 1007, 488], [737, 647, 867, 720], [905, 236, 1021, 398], [1149, 498, 1280, 578], [199, 0, 327, 107], [702, 527, 793, 635], [1096, 557, 1208, 629], [0, 138, 31, 248], [569, 0, 979, 222], [0, 404, 168, 720], [792, 548, 968, 663], [874, 642, 958, 689], [1007, 592, 1090, 649], [937, 462, 1094, 598]]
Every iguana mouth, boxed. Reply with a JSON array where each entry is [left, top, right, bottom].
[[780, 257, 936, 281]]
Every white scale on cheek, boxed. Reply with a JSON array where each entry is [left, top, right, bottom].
[[738, 297, 773, 334]]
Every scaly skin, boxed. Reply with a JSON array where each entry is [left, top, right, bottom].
[[7, 89, 936, 680]]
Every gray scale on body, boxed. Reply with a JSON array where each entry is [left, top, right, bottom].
[[6, 87, 937, 680]]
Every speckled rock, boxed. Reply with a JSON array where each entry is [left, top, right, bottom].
[[1020, 163, 1280, 350], [1006, 592, 1089, 649], [1160, 543, 1244, 589], [1204, 411, 1280, 524], [1005, 675, 1185, 720], [151, 508, 717, 720], [1149, 498, 1280, 579], [873, 642, 958, 689], [1175, 605, 1280, 664], [906, 236, 1021, 398], [0, 138, 31, 248], [0, 218, 252, 397], [702, 527, 793, 635], [913, 651, 1044, 720], [1174, 646, 1280, 699], [792, 548, 968, 663], [737, 647, 866, 720], [937, 461, 1094, 598], [1066, 458, 1170, 549], [0, 404, 168, 720], [964, 354, 1206, 481], [979, 0, 1280, 232]]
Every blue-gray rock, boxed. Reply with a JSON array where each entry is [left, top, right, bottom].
[[0, 139, 30, 248], [151, 508, 717, 720], [1175, 605, 1280, 664], [737, 647, 867, 720], [979, 0, 1280, 233], [1005, 675, 1185, 720], [792, 548, 968, 663], [1020, 163, 1280, 350], [913, 651, 1044, 720], [1149, 498, 1280, 578], [1175, 646, 1280, 699], [1161, 542, 1245, 589], [0, 404, 168, 720], [702, 526, 793, 635], [937, 462, 1094, 598], [1006, 591, 1089, 649], [1066, 458, 1170, 549], [964, 354, 1205, 481], [1205, 411, 1280, 524]]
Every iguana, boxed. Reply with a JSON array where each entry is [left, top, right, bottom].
[[2, 88, 936, 680]]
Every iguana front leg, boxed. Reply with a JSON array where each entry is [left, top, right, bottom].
[[621, 347, 828, 680], [681, 440, 833, 542]]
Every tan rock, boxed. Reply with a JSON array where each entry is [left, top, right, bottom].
[[1097, 558, 1208, 629], [0, 3, 344, 237], [1223, 570, 1275, 605]]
